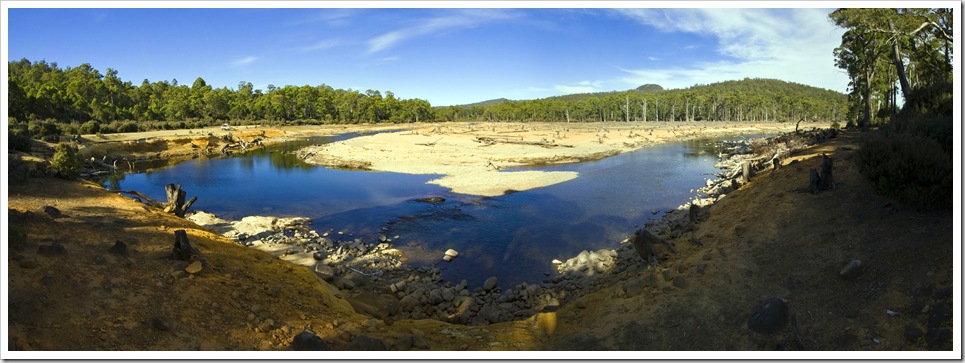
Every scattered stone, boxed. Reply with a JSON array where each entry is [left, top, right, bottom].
[[672, 276, 687, 288], [551, 259, 563, 265], [476, 305, 501, 324], [924, 327, 951, 346], [92, 255, 107, 264], [927, 303, 951, 329], [661, 269, 673, 281], [314, 264, 334, 281], [338, 278, 355, 290], [257, 319, 275, 332], [445, 249, 459, 258], [696, 264, 707, 274], [838, 259, 862, 280], [38, 206, 64, 218], [312, 252, 325, 261], [109, 240, 128, 255], [184, 261, 203, 274], [747, 298, 789, 335], [903, 324, 924, 342], [152, 316, 172, 331], [38, 242, 67, 256], [18, 258, 39, 269], [623, 278, 646, 298], [348, 335, 387, 351], [443, 255, 453, 262], [702, 254, 712, 260], [483, 276, 498, 291], [415, 197, 446, 204]]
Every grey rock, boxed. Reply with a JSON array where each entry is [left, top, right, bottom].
[[623, 278, 646, 298], [429, 289, 444, 305], [672, 276, 687, 288], [477, 305, 501, 323], [312, 252, 326, 260], [18, 258, 39, 269], [441, 288, 455, 302], [838, 260, 862, 280], [151, 316, 172, 331], [109, 240, 128, 256], [292, 331, 330, 351], [747, 298, 789, 335], [348, 335, 387, 351], [38, 206, 64, 218], [483, 276, 498, 291], [314, 264, 334, 281], [399, 295, 419, 310], [661, 269, 673, 281], [903, 324, 923, 342]]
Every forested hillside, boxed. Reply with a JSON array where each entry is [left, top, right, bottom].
[[8, 60, 848, 138], [7, 59, 434, 135], [435, 78, 847, 124]]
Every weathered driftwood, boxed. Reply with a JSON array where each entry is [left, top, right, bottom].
[[474, 136, 573, 148], [164, 184, 197, 218], [416, 137, 443, 146], [116, 190, 164, 208]]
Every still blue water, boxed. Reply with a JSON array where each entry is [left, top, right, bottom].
[[102, 134, 756, 288]]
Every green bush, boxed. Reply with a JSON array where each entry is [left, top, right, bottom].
[[8, 131, 33, 152], [51, 143, 83, 179], [79, 120, 101, 134], [116, 121, 140, 133], [858, 132, 952, 206]]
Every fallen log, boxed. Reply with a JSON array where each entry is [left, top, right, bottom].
[[116, 190, 164, 208], [474, 136, 573, 148]]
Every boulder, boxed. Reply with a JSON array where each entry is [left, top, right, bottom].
[[747, 298, 789, 334], [38, 242, 67, 256], [108, 240, 128, 256], [483, 276, 498, 291], [348, 335, 387, 351], [292, 331, 330, 351]]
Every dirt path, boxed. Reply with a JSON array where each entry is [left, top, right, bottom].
[[5, 125, 954, 357]]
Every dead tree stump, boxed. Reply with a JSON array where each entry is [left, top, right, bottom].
[[818, 154, 834, 191], [742, 162, 752, 184], [172, 230, 199, 261], [808, 169, 820, 194], [164, 184, 197, 218], [629, 229, 676, 265]]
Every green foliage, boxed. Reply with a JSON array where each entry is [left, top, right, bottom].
[[79, 120, 100, 134], [51, 143, 83, 180], [115, 121, 139, 133], [7, 59, 436, 129], [8, 130, 33, 152], [857, 84, 952, 207], [8, 155, 36, 184], [857, 133, 951, 206], [443, 78, 847, 123]]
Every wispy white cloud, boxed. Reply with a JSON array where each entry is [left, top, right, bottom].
[[613, 8, 849, 92], [301, 39, 340, 52], [647, 56, 659, 61], [232, 56, 258, 67], [554, 80, 607, 94], [293, 9, 356, 26], [367, 9, 519, 54]]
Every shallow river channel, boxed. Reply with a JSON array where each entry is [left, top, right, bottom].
[[102, 132, 762, 288]]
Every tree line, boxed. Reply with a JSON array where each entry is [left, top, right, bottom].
[[435, 79, 847, 124], [8, 59, 849, 138], [7, 58, 433, 135]]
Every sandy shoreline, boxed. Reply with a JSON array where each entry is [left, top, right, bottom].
[[296, 121, 820, 196]]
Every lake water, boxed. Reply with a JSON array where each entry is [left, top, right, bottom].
[[101, 133, 759, 289]]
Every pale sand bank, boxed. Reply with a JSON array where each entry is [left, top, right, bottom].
[[297, 121, 818, 196]]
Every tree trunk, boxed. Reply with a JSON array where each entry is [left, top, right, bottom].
[[888, 21, 911, 102]]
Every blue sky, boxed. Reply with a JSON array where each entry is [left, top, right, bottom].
[[4, 4, 851, 106]]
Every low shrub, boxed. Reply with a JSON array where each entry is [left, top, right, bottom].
[[857, 132, 952, 206], [8, 131, 33, 152], [51, 143, 83, 179]]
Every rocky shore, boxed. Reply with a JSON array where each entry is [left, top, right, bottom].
[[186, 128, 840, 327]]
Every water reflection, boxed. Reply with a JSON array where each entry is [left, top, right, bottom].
[[101, 132, 770, 288]]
